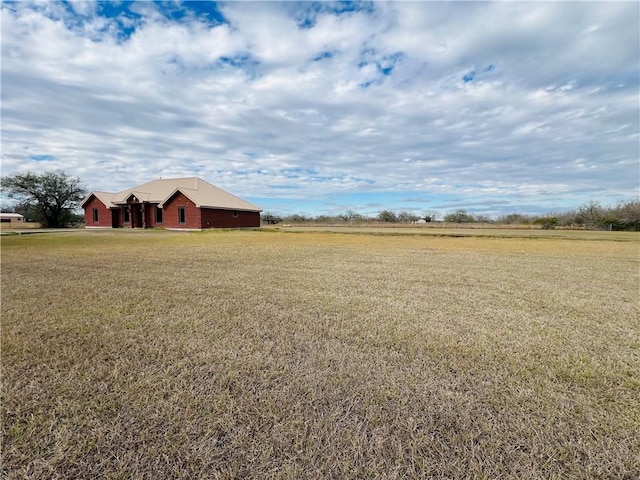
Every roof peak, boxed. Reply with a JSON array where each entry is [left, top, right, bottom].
[[81, 177, 261, 212]]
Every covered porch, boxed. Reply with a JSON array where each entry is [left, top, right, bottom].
[[114, 194, 159, 228]]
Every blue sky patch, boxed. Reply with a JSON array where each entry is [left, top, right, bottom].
[[219, 54, 256, 68], [162, 1, 226, 26], [29, 155, 56, 161], [463, 64, 495, 83], [313, 51, 335, 61], [294, 1, 375, 29], [96, 3, 142, 40], [379, 53, 403, 76]]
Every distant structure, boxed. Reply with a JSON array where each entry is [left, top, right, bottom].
[[0, 213, 25, 224], [81, 177, 261, 230]]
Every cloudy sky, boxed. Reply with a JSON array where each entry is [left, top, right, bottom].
[[1, 1, 638, 218]]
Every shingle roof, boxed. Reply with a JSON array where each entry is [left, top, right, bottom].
[[81, 177, 261, 212]]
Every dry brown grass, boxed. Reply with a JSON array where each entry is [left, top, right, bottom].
[[2, 229, 639, 479]]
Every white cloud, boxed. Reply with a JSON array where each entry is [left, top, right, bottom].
[[1, 1, 638, 216]]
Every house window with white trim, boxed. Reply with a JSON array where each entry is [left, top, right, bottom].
[[123, 207, 130, 223], [93, 208, 99, 223], [178, 206, 186, 224], [232, 210, 239, 218], [156, 206, 163, 224]]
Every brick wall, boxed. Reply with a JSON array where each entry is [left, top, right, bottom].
[[200, 209, 261, 228], [162, 192, 201, 229], [84, 196, 113, 228], [146, 203, 162, 228]]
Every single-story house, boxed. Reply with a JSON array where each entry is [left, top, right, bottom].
[[81, 177, 262, 230], [0, 213, 25, 224]]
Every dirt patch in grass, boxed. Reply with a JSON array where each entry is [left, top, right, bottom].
[[2, 230, 639, 479]]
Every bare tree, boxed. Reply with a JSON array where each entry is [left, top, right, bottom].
[[578, 200, 603, 227]]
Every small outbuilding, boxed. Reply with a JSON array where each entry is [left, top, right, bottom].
[[81, 177, 262, 230], [0, 213, 25, 224]]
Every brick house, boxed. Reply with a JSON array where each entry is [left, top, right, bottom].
[[81, 177, 261, 230]]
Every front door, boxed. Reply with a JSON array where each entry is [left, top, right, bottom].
[[111, 209, 119, 228], [132, 204, 143, 228]]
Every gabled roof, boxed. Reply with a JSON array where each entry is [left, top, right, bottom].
[[81, 177, 261, 212], [80, 191, 117, 209]]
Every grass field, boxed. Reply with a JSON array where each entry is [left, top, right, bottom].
[[2, 229, 639, 479]]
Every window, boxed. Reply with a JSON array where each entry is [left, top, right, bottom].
[[93, 207, 99, 223], [232, 210, 239, 219], [155, 206, 163, 224], [123, 207, 130, 223], [178, 206, 186, 224]]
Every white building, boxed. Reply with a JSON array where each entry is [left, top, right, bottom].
[[0, 213, 25, 224]]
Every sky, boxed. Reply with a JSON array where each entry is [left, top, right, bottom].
[[1, 1, 639, 218]]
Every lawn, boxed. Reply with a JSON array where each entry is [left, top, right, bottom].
[[2, 229, 639, 479]]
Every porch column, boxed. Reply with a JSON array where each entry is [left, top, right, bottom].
[[142, 203, 147, 229], [129, 205, 133, 228]]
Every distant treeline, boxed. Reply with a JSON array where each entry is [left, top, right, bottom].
[[262, 199, 640, 231]]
